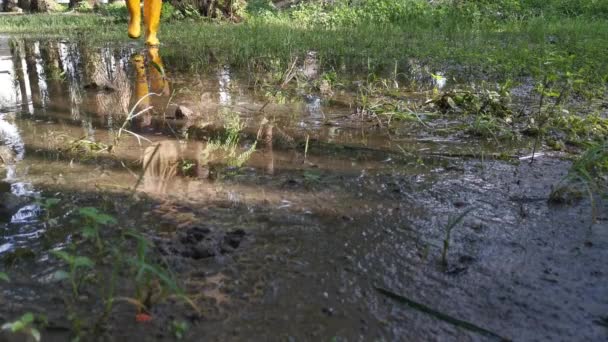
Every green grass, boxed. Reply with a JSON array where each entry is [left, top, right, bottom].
[[1, 9, 607, 86]]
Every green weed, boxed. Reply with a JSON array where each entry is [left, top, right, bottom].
[[441, 207, 475, 268], [549, 141, 608, 223], [78, 207, 117, 252], [171, 320, 189, 340], [2, 313, 42, 342], [202, 111, 257, 168], [51, 250, 95, 297]]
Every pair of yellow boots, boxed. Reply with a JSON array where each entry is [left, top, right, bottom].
[[127, 0, 162, 46]]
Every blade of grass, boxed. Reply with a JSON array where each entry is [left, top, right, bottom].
[[375, 286, 509, 341]]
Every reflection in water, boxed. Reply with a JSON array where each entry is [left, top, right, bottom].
[[0, 39, 18, 109], [132, 47, 170, 129], [0, 37, 433, 258], [304, 95, 324, 121], [0, 37, 416, 191], [1, 37, 359, 144], [59, 41, 83, 119], [33, 42, 49, 109], [9, 40, 33, 114], [218, 65, 231, 106], [133, 47, 170, 100], [143, 141, 181, 193], [142, 140, 204, 194]]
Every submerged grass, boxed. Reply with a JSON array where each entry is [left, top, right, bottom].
[[549, 141, 608, 222]]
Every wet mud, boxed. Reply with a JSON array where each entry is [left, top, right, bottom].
[[0, 36, 606, 341]]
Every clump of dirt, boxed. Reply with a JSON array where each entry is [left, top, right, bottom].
[[156, 225, 247, 260]]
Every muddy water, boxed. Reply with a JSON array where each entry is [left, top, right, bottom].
[[0, 36, 606, 341]]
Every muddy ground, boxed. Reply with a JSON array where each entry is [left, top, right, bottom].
[[0, 37, 606, 341]]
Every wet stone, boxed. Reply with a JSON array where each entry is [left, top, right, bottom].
[[321, 307, 335, 316], [175, 105, 195, 120]]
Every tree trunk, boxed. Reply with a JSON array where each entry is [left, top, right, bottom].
[[24, 42, 43, 109], [3, 0, 22, 12], [17, 0, 29, 10], [8, 39, 29, 113], [39, 41, 65, 111], [69, 0, 80, 9]]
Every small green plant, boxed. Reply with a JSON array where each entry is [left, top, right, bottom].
[[78, 207, 117, 252], [37, 198, 60, 220], [303, 170, 322, 183], [527, 50, 590, 160], [441, 208, 475, 268], [549, 141, 608, 223], [467, 114, 513, 141], [547, 113, 608, 147], [123, 231, 199, 314], [98, 2, 129, 20], [171, 320, 189, 340], [430, 86, 512, 118], [66, 138, 110, 155], [202, 111, 257, 168], [2, 313, 41, 342], [75, 0, 94, 13], [179, 160, 197, 176], [52, 250, 95, 297]]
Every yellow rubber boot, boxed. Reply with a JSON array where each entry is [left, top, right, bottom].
[[132, 54, 150, 107], [127, 0, 142, 39], [147, 47, 169, 95], [144, 0, 162, 46]]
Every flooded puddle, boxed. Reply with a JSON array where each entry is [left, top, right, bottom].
[[0, 36, 606, 341]]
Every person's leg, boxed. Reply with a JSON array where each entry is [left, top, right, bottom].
[[127, 0, 141, 39], [144, 0, 162, 46]]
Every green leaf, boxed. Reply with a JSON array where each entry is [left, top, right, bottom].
[[51, 250, 73, 263], [78, 207, 117, 225], [21, 313, 34, 324], [73, 257, 94, 268], [96, 213, 117, 225], [303, 171, 321, 182], [30, 328, 41, 342], [81, 226, 97, 239], [375, 286, 506, 340], [10, 321, 25, 332], [42, 198, 60, 208], [52, 270, 70, 281], [78, 207, 99, 217], [0, 272, 9, 282]]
